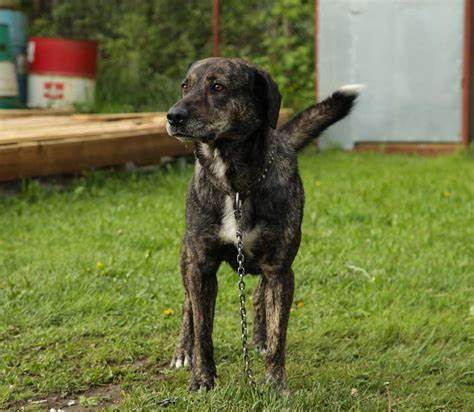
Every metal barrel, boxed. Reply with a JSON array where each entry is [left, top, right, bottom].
[[0, 9, 28, 105], [27, 37, 98, 109], [0, 22, 19, 108]]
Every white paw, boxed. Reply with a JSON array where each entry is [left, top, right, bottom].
[[170, 353, 192, 369], [254, 345, 267, 355]]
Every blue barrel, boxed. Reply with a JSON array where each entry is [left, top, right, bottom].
[[0, 23, 19, 108], [0, 10, 27, 105]]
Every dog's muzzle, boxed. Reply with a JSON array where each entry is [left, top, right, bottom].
[[167, 107, 189, 127]]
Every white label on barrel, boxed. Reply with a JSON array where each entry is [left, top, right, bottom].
[[0, 61, 19, 96], [28, 74, 95, 108]]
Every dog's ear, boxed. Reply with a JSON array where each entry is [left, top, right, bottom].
[[254, 69, 282, 129]]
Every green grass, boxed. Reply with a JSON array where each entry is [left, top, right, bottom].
[[0, 150, 473, 410]]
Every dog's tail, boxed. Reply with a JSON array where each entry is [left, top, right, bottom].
[[278, 84, 365, 151]]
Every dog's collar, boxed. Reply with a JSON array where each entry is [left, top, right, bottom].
[[243, 150, 275, 195], [196, 149, 276, 198], [230, 149, 275, 198]]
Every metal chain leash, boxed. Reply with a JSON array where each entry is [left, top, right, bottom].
[[233, 192, 257, 388]]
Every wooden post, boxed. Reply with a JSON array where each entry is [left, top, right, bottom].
[[313, 0, 318, 100], [213, 0, 220, 57], [462, 0, 472, 146]]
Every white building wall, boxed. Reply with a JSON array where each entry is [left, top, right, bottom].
[[318, 0, 464, 148]]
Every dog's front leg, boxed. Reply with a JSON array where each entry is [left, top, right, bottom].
[[262, 267, 294, 388], [171, 246, 196, 369], [185, 257, 219, 391], [170, 289, 193, 369]]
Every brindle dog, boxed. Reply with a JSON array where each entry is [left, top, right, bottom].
[[166, 57, 361, 391]]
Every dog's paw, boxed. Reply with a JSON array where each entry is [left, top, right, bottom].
[[254, 343, 267, 355], [264, 372, 287, 390], [170, 350, 192, 369], [188, 376, 215, 392]]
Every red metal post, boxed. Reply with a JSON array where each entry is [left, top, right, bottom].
[[213, 0, 220, 57], [313, 0, 318, 100], [462, 0, 472, 146]]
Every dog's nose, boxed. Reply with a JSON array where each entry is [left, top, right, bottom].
[[167, 107, 188, 126]]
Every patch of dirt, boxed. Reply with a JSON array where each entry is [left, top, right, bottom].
[[13, 358, 172, 411], [21, 384, 122, 411]]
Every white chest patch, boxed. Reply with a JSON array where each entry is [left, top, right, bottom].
[[201, 145, 227, 181], [210, 150, 227, 180], [219, 196, 260, 255]]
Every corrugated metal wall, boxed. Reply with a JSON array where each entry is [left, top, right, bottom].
[[318, 0, 465, 149]]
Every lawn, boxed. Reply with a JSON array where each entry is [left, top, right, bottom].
[[0, 150, 472, 410]]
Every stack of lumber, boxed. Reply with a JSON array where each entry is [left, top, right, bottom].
[[0, 112, 192, 181], [0, 109, 294, 182]]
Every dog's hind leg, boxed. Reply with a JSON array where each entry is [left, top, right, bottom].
[[262, 267, 294, 388], [253, 276, 267, 354]]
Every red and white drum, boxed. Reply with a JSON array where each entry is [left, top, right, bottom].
[[27, 37, 98, 108]]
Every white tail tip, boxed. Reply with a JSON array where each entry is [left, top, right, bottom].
[[338, 83, 367, 96]]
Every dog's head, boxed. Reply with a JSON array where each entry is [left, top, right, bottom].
[[166, 57, 281, 143]]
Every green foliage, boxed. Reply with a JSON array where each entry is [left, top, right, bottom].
[[0, 151, 473, 409], [29, 0, 315, 112], [223, 0, 315, 109]]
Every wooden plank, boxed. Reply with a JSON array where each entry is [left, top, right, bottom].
[[0, 114, 166, 135], [0, 117, 88, 131], [0, 132, 192, 181], [71, 112, 161, 122], [0, 117, 167, 144], [277, 108, 294, 125], [0, 108, 74, 119], [354, 142, 463, 156]]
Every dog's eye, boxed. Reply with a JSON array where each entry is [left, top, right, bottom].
[[211, 83, 225, 92], [181, 82, 189, 91]]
